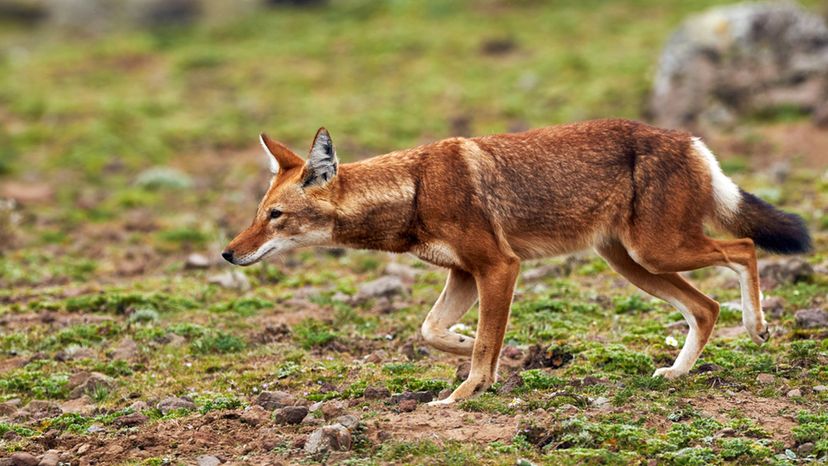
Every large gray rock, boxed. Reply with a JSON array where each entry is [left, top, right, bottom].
[[650, 3, 828, 129]]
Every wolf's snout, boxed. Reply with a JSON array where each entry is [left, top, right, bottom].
[[221, 249, 235, 264]]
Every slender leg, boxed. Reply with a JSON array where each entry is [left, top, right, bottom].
[[430, 258, 520, 405], [598, 240, 720, 378], [628, 237, 767, 344], [421, 269, 478, 356]]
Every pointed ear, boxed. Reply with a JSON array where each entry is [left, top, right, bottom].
[[303, 127, 338, 187], [259, 133, 304, 174]]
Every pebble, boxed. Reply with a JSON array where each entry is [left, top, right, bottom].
[[185, 253, 211, 269], [756, 373, 775, 384], [354, 276, 406, 303], [38, 450, 60, 466], [113, 412, 148, 428], [812, 385, 827, 393], [363, 386, 390, 400], [787, 388, 802, 398], [304, 424, 352, 454], [157, 396, 196, 415], [399, 399, 417, 412], [794, 308, 828, 329], [9, 452, 37, 466], [255, 390, 296, 410], [196, 455, 221, 466], [274, 406, 308, 425]]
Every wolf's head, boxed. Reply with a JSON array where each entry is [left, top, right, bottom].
[[222, 128, 339, 266]]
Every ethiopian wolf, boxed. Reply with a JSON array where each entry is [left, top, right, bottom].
[[223, 119, 811, 404]]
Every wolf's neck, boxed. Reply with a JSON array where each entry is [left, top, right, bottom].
[[329, 153, 421, 253]]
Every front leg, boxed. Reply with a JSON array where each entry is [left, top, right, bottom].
[[430, 257, 520, 405], [421, 269, 478, 356]]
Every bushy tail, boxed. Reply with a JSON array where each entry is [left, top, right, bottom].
[[723, 189, 812, 254]]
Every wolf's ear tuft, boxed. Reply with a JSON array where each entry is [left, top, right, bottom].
[[304, 127, 338, 187], [259, 133, 304, 174]]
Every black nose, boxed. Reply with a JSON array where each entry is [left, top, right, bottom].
[[221, 250, 235, 263]]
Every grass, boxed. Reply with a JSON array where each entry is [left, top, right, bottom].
[[0, 0, 827, 464]]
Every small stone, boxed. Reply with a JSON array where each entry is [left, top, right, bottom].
[[691, 363, 722, 374], [762, 296, 786, 320], [522, 264, 566, 281], [55, 346, 96, 361], [0, 400, 18, 417], [157, 396, 196, 415], [135, 166, 193, 190], [399, 399, 417, 412], [304, 424, 352, 454], [38, 450, 60, 466], [60, 396, 96, 416], [384, 262, 420, 283], [10, 452, 38, 466], [795, 308, 828, 329], [391, 391, 434, 404], [401, 341, 429, 360], [274, 406, 308, 425], [362, 386, 390, 400], [354, 276, 406, 303], [787, 388, 802, 398], [333, 414, 359, 430], [113, 412, 148, 427], [128, 400, 148, 412], [207, 270, 251, 292], [185, 253, 211, 269], [797, 442, 815, 457], [590, 396, 611, 408], [756, 373, 775, 384], [502, 345, 523, 360], [68, 371, 114, 399], [363, 350, 387, 364], [455, 361, 471, 381], [437, 388, 453, 400], [255, 390, 295, 410], [497, 373, 524, 395], [240, 405, 270, 426], [196, 455, 221, 466], [20, 400, 62, 421], [308, 401, 323, 412], [111, 338, 139, 361], [320, 400, 347, 419], [812, 385, 827, 393]]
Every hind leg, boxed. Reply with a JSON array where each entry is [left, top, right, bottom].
[[598, 240, 720, 378], [626, 236, 767, 345]]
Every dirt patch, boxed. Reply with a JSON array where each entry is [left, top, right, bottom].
[[371, 406, 519, 443], [52, 411, 296, 465], [688, 394, 800, 444]]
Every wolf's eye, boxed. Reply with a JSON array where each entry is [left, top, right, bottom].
[[269, 209, 283, 220]]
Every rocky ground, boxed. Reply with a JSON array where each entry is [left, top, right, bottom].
[[0, 1, 827, 465]]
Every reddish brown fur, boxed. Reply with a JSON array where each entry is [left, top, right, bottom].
[[225, 119, 800, 404]]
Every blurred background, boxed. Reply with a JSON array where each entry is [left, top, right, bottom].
[[0, 2, 827, 464], [0, 0, 825, 285]]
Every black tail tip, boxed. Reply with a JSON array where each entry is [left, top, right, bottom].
[[740, 191, 812, 255]]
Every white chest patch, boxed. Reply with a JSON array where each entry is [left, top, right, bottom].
[[411, 242, 461, 268]]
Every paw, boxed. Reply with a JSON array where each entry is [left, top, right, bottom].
[[753, 322, 770, 345], [426, 398, 455, 407], [653, 367, 686, 379]]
